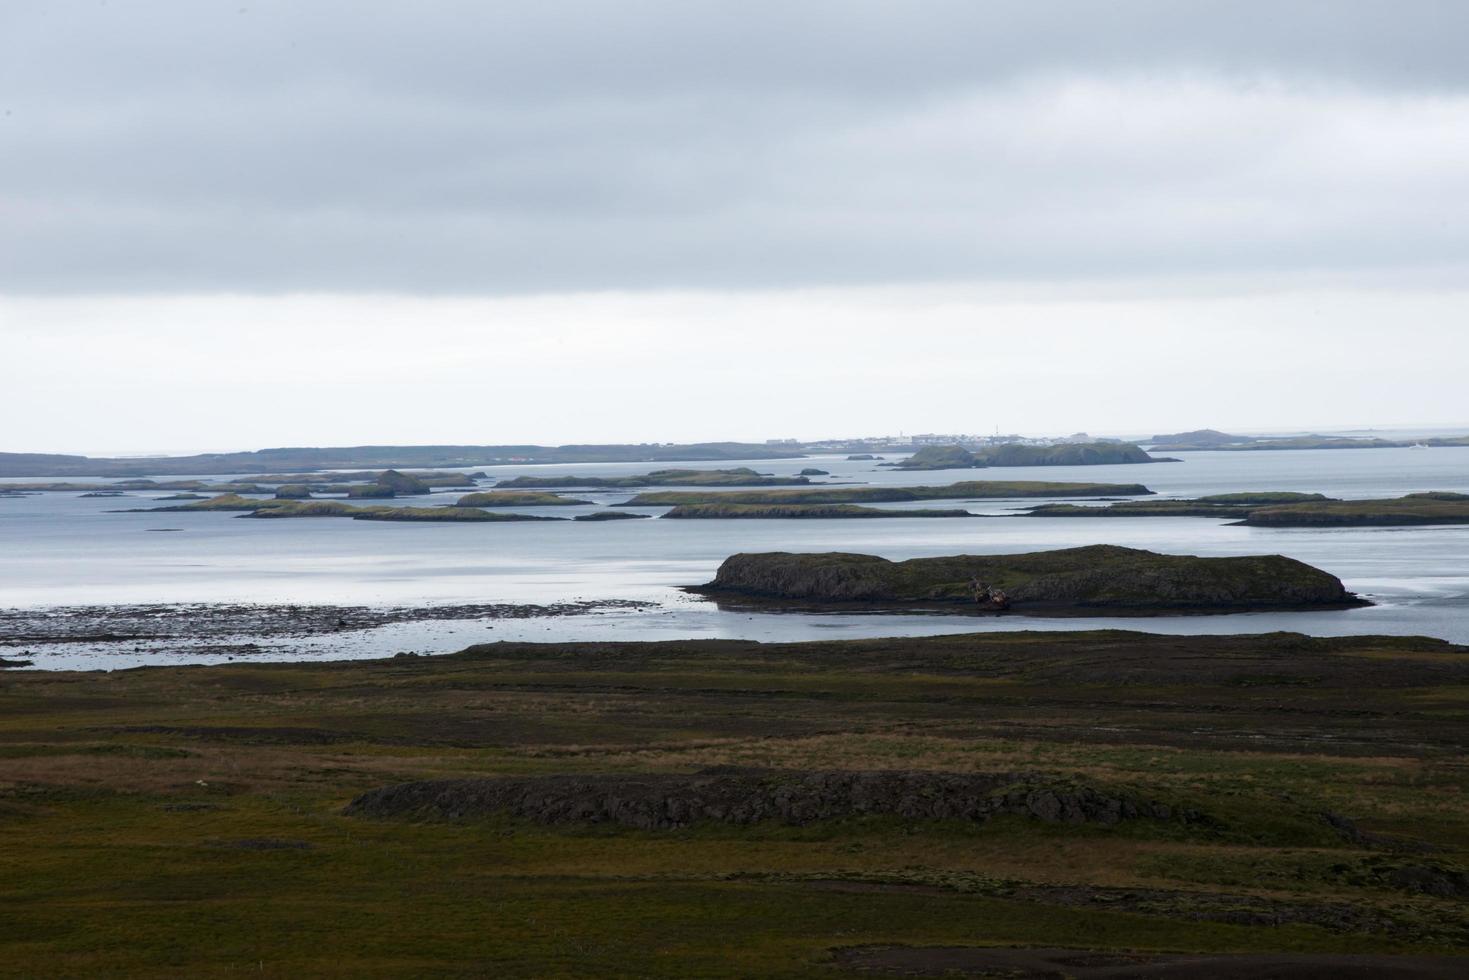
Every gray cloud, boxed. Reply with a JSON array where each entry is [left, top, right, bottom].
[[2, 0, 1468, 293]]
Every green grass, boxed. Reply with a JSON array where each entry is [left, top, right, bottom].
[[3, 629, 1467, 975]]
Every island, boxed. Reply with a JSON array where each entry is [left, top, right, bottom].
[[1020, 492, 1469, 527], [455, 491, 593, 507], [1024, 492, 1334, 519], [691, 545, 1363, 614], [126, 495, 564, 522], [619, 480, 1154, 507], [661, 504, 976, 519], [895, 442, 1173, 470], [1237, 494, 1469, 527], [495, 467, 813, 488], [0, 442, 807, 478], [1150, 429, 1469, 452]]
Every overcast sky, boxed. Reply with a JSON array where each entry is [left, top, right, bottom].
[[3, 1, 1467, 453]]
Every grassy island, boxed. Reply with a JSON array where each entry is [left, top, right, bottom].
[[131, 495, 564, 523], [895, 442, 1171, 470], [455, 491, 593, 507], [621, 480, 1153, 507], [694, 545, 1362, 613], [1239, 496, 1469, 527], [2, 629, 1467, 975], [495, 468, 812, 489], [351, 507, 564, 523], [1025, 493, 1336, 520], [662, 503, 976, 519], [1151, 430, 1469, 452]]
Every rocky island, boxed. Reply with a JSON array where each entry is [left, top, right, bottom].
[[1150, 429, 1469, 452], [1237, 493, 1469, 527], [620, 479, 1153, 507], [662, 503, 976, 519], [494, 467, 813, 488], [455, 491, 593, 507], [693, 545, 1363, 614], [128, 494, 564, 522], [895, 442, 1174, 470], [1025, 492, 1334, 519]]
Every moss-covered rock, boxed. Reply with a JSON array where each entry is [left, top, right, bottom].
[[274, 484, 314, 499]]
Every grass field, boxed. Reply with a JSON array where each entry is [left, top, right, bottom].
[[2, 630, 1467, 976]]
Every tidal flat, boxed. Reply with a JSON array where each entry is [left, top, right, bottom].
[[2, 630, 1467, 976]]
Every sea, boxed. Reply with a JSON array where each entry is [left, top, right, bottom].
[[3, 446, 1467, 669]]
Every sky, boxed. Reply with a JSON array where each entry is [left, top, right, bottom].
[[2, 1, 1467, 454]]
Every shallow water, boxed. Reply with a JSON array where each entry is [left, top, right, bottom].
[[3, 446, 1468, 668]]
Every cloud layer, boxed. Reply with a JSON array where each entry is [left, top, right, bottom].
[[4, 1, 1468, 293]]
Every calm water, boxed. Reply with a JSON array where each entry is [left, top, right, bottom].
[[3, 446, 1468, 668]]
